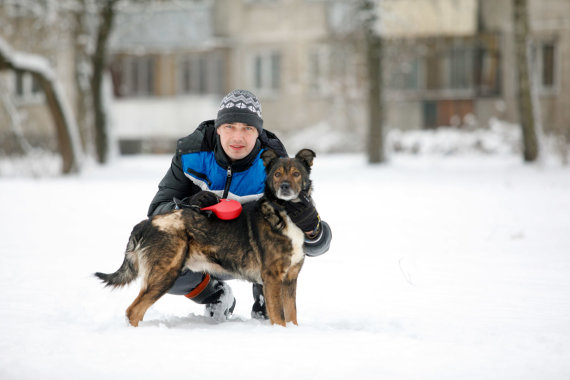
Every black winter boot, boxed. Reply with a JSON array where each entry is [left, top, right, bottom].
[[251, 283, 268, 320], [185, 274, 236, 321]]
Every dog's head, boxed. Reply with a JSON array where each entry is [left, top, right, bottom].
[[261, 148, 315, 201]]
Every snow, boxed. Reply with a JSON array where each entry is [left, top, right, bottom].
[[1, 150, 570, 379], [0, 36, 54, 81]]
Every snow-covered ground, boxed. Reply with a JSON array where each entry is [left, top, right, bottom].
[[1, 150, 569, 379]]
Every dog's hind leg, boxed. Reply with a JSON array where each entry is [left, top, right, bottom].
[[126, 270, 182, 326], [282, 262, 303, 325], [126, 242, 189, 326], [126, 286, 166, 327]]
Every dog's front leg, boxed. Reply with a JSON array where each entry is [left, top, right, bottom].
[[262, 272, 286, 326], [283, 262, 303, 325]]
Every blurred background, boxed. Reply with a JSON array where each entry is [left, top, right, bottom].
[[0, 0, 568, 175]]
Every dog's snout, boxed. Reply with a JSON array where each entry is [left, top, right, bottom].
[[280, 182, 291, 192]]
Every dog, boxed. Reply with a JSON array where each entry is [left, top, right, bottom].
[[95, 148, 316, 327]]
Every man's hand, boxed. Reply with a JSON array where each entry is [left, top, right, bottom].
[[283, 191, 320, 235], [175, 191, 219, 209]]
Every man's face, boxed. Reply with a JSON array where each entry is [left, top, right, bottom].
[[217, 122, 259, 161]]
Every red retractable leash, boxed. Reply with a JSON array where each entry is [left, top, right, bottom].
[[200, 199, 242, 220]]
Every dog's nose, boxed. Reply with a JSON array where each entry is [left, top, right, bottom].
[[280, 182, 291, 192]]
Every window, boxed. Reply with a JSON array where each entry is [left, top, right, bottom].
[[542, 43, 555, 88], [179, 53, 224, 95], [180, 56, 207, 94], [387, 35, 501, 96], [13, 71, 43, 103], [389, 57, 421, 90], [445, 45, 473, 90], [424, 45, 441, 90], [474, 34, 501, 96], [308, 46, 330, 95], [531, 40, 558, 93], [111, 56, 155, 97], [250, 51, 281, 94], [475, 46, 501, 96], [132, 57, 154, 96]]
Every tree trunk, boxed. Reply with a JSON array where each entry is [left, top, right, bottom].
[[361, 0, 385, 164], [91, 0, 119, 164], [366, 31, 385, 163], [35, 74, 82, 173], [72, 0, 94, 153], [513, 0, 539, 162]]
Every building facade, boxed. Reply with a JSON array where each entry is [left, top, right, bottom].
[[108, 0, 570, 152], [383, 0, 570, 139], [1, 0, 568, 156]]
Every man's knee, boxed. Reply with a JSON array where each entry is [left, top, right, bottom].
[[168, 270, 230, 306], [167, 269, 206, 295]]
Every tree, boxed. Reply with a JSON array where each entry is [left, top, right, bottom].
[[360, 0, 386, 164], [91, 0, 120, 164], [0, 37, 83, 174], [69, 0, 123, 164], [1, 0, 122, 171], [513, 0, 539, 162], [72, 0, 95, 154]]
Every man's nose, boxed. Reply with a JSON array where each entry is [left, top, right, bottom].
[[231, 130, 246, 140]]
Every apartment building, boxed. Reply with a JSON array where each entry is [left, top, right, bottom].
[[383, 0, 569, 138], [109, 0, 569, 153], [1, 0, 568, 155], [109, 0, 344, 153]]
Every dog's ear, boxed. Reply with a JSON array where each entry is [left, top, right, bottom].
[[261, 149, 279, 167], [295, 149, 316, 169]]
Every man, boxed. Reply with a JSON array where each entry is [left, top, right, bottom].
[[148, 89, 332, 321]]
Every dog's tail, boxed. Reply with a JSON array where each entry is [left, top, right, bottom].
[[94, 220, 147, 288], [94, 255, 137, 288]]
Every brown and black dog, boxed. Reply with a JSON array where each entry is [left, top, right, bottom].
[[95, 148, 316, 327]]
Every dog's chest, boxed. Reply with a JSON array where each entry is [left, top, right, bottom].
[[283, 215, 305, 267]]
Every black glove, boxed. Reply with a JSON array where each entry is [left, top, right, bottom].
[[283, 191, 320, 234], [174, 191, 219, 209]]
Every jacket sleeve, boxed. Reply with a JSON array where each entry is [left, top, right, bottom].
[[147, 154, 201, 217], [260, 129, 288, 157], [303, 220, 332, 257]]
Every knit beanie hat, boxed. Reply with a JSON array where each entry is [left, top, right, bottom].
[[214, 89, 263, 133]]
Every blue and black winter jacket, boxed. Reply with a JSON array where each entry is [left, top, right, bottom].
[[148, 120, 288, 217]]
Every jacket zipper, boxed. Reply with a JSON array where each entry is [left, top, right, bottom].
[[222, 166, 232, 199]]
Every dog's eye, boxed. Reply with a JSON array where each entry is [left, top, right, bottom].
[[274, 172, 281, 178], [292, 171, 300, 177]]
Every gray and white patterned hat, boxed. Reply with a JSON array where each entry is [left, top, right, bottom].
[[214, 89, 263, 133]]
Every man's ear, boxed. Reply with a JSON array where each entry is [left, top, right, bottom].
[[261, 149, 279, 167], [295, 149, 316, 169]]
